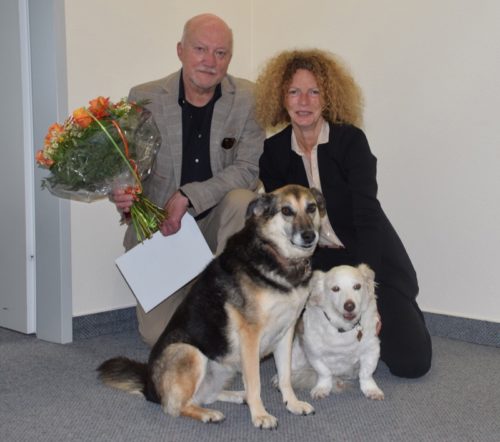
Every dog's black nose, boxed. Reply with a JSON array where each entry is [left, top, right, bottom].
[[344, 301, 355, 312], [301, 230, 316, 244]]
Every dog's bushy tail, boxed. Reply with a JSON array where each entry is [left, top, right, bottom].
[[97, 357, 147, 395]]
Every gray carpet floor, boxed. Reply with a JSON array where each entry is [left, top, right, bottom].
[[1, 326, 499, 442]]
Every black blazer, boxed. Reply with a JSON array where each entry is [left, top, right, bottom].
[[259, 123, 418, 298]]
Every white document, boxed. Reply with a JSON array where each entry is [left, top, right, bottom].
[[115, 213, 213, 313]]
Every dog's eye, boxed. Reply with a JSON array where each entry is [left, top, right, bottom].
[[306, 203, 317, 213], [281, 206, 293, 216], [353, 283, 361, 290], [332, 286, 340, 292]]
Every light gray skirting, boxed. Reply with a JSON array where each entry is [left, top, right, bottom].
[[73, 307, 499, 347], [423, 312, 499, 347], [73, 307, 137, 339]]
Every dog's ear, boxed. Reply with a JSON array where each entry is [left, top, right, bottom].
[[308, 270, 325, 306], [358, 263, 376, 296], [245, 193, 277, 219], [310, 188, 327, 218]]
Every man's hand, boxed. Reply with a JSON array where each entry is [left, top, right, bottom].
[[109, 188, 135, 213], [160, 190, 190, 236]]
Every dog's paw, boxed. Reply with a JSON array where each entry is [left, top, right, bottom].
[[364, 387, 384, 401], [286, 399, 315, 416], [200, 409, 225, 423], [360, 379, 384, 400], [252, 413, 278, 430], [333, 378, 347, 392], [310, 385, 332, 400]]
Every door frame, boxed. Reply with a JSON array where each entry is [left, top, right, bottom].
[[20, 0, 36, 334], [29, 0, 73, 343]]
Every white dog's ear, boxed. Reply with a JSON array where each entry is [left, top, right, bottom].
[[308, 270, 325, 306], [358, 263, 376, 296]]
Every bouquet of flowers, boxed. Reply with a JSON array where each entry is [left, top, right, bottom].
[[36, 96, 166, 242]]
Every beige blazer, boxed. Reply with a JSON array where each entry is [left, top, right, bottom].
[[124, 70, 264, 248]]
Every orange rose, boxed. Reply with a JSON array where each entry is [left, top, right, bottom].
[[72, 107, 93, 128], [35, 149, 54, 167], [44, 122, 64, 145], [88, 96, 110, 119], [48, 122, 64, 134]]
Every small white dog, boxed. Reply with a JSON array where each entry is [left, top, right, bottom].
[[287, 264, 384, 401]]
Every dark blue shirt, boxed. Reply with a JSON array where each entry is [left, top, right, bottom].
[[178, 76, 222, 186]]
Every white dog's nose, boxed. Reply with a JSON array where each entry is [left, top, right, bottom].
[[344, 300, 355, 312]]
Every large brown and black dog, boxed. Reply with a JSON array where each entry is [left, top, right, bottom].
[[98, 184, 326, 429]]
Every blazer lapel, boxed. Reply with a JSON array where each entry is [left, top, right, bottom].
[[209, 76, 235, 173], [159, 71, 183, 187]]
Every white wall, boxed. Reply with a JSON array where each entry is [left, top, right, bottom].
[[64, 0, 254, 316], [64, 0, 500, 322]]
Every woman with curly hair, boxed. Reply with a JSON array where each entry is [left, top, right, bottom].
[[255, 49, 431, 378]]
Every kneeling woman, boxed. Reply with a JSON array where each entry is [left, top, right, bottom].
[[255, 49, 431, 378]]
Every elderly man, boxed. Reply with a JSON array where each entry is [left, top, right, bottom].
[[112, 14, 264, 345]]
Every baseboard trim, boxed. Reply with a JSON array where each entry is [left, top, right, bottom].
[[423, 312, 499, 347], [73, 307, 137, 340], [73, 307, 499, 347]]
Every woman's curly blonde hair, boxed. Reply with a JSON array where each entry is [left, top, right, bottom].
[[254, 49, 364, 129]]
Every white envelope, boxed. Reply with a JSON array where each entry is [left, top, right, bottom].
[[115, 213, 213, 313]]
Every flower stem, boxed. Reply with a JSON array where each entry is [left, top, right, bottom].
[[130, 193, 167, 242], [84, 110, 167, 241]]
